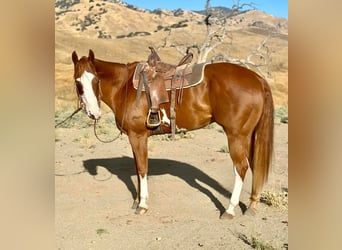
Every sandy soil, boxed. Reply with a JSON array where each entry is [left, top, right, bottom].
[[55, 119, 288, 249]]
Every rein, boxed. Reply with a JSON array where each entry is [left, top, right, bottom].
[[93, 119, 121, 143], [92, 63, 129, 143]]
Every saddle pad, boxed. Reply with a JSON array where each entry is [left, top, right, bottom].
[[133, 62, 207, 91]]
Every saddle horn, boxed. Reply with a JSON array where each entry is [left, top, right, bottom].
[[147, 46, 161, 67]]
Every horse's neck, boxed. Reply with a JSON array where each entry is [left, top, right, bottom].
[[95, 60, 137, 110], [95, 60, 122, 84]]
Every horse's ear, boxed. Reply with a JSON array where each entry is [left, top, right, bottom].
[[72, 51, 78, 65], [88, 49, 95, 63]]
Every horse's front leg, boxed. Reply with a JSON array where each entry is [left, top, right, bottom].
[[128, 131, 149, 215]]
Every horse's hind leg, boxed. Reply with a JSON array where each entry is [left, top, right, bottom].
[[220, 134, 250, 220], [245, 167, 263, 216]]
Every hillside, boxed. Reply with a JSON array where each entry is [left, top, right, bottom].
[[55, 0, 288, 108]]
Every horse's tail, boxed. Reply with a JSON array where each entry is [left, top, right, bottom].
[[250, 78, 274, 196]]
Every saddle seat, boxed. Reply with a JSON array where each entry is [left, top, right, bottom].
[[133, 61, 207, 91]]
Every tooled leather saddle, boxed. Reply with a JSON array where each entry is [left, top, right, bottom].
[[133, 47, 207, 137]]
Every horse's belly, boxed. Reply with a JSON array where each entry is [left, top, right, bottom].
[[175, 107, 212, 130]]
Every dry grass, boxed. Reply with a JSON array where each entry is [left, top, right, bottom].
[[55, 105, 92, 129], [219, 145, 229, 153], [275, 105, 288, 123], [237, 233, 277, 250], [260, 189, 288, 210]]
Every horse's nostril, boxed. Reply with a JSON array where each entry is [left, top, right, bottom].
[[88, 112, 101, 120]]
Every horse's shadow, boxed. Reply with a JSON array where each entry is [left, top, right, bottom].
[[83, 156, 247, 215]]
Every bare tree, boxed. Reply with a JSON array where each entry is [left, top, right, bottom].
[[212, 34, 273, 78], [195, 0, 257, 63], [159, 0, 274, 78]]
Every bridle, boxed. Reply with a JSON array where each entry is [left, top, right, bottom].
[[56, 63, 130, 144], [54, 69, 91, 128]]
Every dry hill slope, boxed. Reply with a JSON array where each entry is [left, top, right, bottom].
[[55, 0, 288, 107]]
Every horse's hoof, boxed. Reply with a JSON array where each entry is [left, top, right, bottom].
[[135, 207, 148, 215], [244, 207, 257, 216], [132, 200, 139, 209], [220, 211, 234, 220]]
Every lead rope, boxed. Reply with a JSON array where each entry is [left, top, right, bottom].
[[55, 105, 83, 128], [93, 64, 129, 143], [55, 86, 84, 128]]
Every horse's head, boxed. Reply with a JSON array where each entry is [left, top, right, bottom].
[[72, 50, 101, 120]]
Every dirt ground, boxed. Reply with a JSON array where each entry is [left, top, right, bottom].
[[55, 117, 288, 249]]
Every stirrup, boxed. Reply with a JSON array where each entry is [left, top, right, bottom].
[[146, 109, 161, 128]]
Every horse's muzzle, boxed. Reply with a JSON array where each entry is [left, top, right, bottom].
[[87, 110, 101, 120]]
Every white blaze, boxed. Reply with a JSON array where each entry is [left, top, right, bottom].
[[77, 71, 101, 119]]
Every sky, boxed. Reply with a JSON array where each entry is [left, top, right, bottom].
[[122, 0, 288, 19]]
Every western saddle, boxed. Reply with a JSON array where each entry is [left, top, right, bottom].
[[134, 47, 206, 137]]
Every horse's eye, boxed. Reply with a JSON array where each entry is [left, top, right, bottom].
[[75, 81, 83, 95], [92, 77, 99, 84]]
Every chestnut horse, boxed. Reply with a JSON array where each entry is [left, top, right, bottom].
[[71, 49, 274, 219]]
